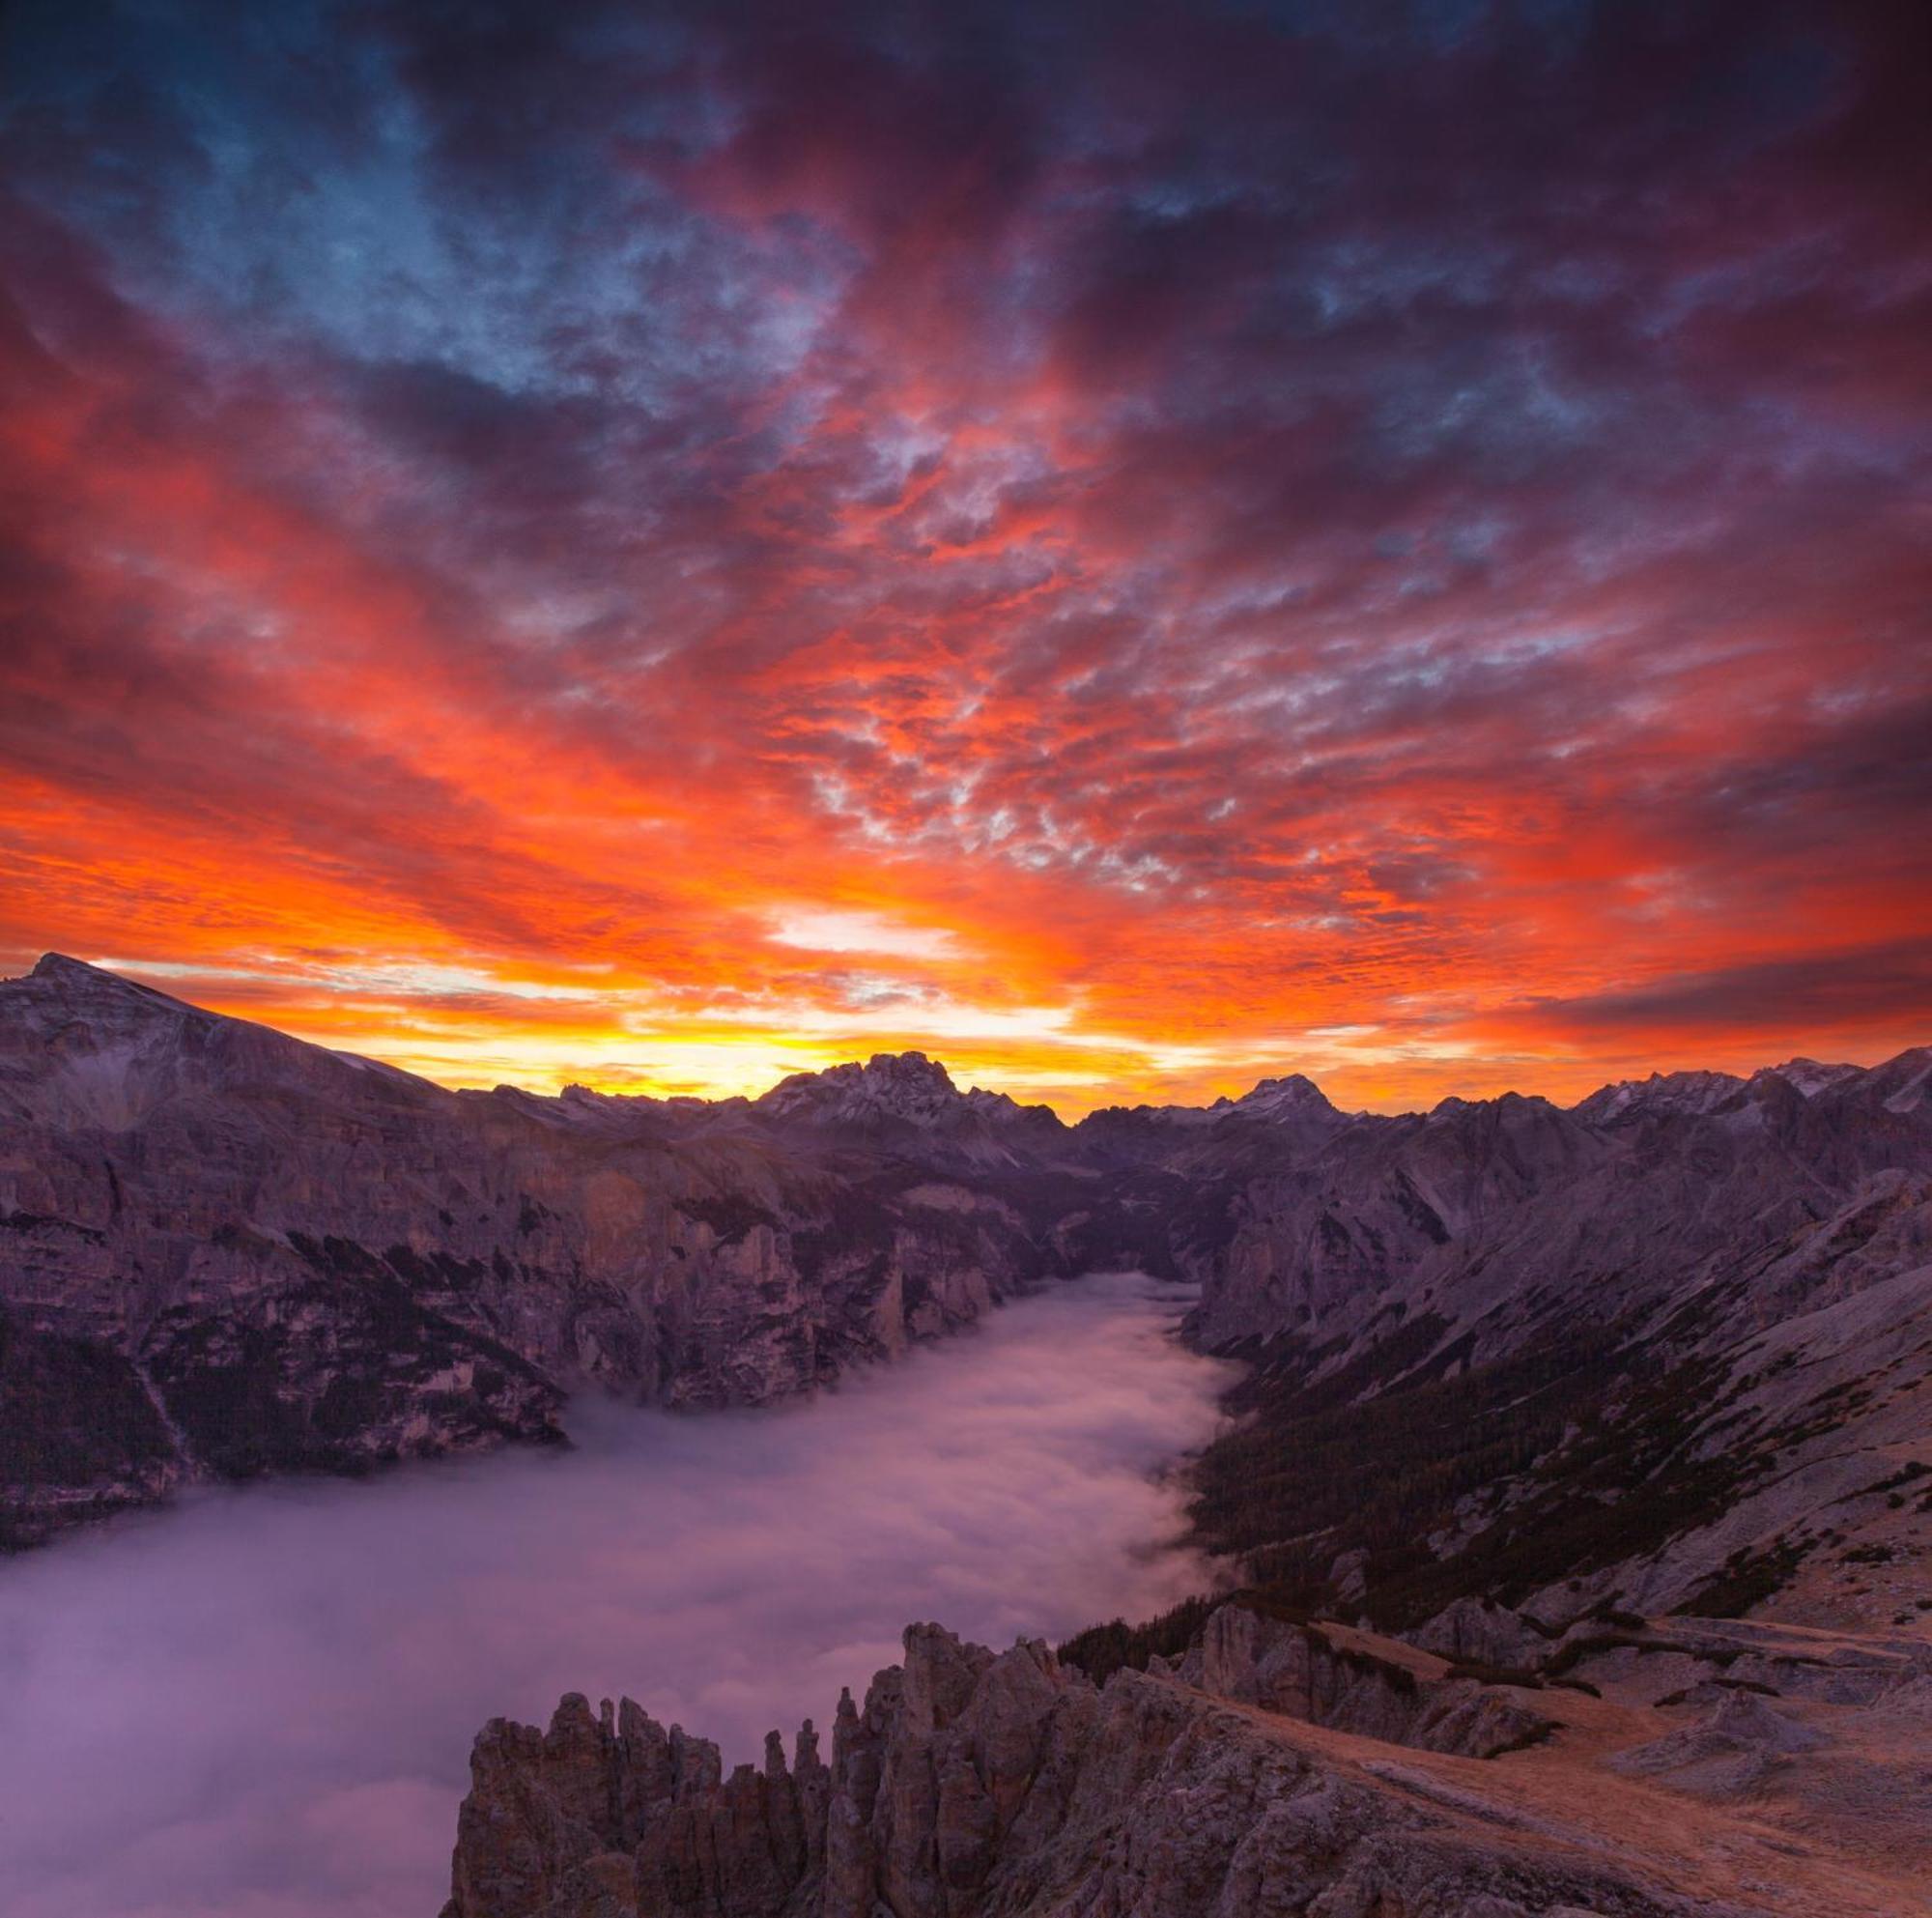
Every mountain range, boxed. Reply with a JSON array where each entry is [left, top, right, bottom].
[[3, 954, 1928, 1587], [4, 953, 1930, 1914]]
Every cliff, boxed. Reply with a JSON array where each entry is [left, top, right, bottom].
[[440, 1606, 1932, 1917], [0, 958, 1078, 1545]]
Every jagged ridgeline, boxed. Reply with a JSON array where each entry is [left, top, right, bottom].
[[2, 950, 1930, 1646], [442, 1608, 1932, 1917]]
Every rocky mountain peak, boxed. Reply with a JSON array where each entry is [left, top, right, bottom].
[[5, 954, 220, 1067], [24, 951, 200, 1014], [31, 951, 102, 985], [753, 1049, 972, 1125], [1214, 1072, 1342, 1125], [1763, 1056, 1864, 1098], [1571, 1067, 1746, 1124], [3, 952, 447, 1137], [1851, 1045, 1932, 1114], [862, 1048, 955, 1090]]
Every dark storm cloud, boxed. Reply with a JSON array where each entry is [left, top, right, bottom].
[[1500, 941, 1932, 1037]]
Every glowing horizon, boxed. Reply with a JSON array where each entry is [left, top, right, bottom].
[[3, 2, 1928, 1119], [25, 946, 1922, 1124]]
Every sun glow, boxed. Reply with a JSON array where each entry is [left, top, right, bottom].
[[2, 1, 1926, 1112]]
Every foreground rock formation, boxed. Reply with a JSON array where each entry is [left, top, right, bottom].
[[441, 1604, 1932, 1918]]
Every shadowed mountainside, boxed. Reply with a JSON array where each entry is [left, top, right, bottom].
[[4, 952, 1929, 1632], [5, 956, 1931, 1914]]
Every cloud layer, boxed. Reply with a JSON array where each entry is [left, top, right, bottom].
[[0, 1274, 1232, 1918], [0, 0, 1927, 1109]]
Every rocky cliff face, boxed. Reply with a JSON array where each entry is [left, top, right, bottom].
[[441, 1604, 1932, 1918], [0, 959, 1083, 1545], [1174, 1061, 1932, 1636]]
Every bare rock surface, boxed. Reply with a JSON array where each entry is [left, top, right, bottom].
[[1413, 1597, 1555, 1672], [1199, 1601, 1558, 1759], [0, 958, 1096, 1543], [441, 1609, 1932, 1918]]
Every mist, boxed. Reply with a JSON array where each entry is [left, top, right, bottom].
[[0, 1274, 1234, 1918]]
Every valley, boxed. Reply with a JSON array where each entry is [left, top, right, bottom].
[[2, 954, 1929, 1915], [0, 1273, 1229, 1918]]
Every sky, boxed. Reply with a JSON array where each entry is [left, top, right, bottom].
[[0, 1274, 1230, 1918], [0, 0, 1927, 1115]]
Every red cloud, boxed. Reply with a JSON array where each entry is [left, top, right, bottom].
[[1, 2, 1927, 1113]]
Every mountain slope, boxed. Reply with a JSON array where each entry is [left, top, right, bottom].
[[4, 950, 1929, 1620], [0, 958, 1089, 1544], [1175, 1058, 1932, 1635]]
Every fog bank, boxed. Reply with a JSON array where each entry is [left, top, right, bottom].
[[0, 1274, 1233, 1918]]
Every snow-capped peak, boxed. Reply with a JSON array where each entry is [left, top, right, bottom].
[[1762, 1057, 1862, 1099]]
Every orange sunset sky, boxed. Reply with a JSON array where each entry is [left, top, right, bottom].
[[2, 1, 1928, 1116]]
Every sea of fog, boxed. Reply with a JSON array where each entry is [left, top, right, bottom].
[[0, 1273, 1235, 1918]]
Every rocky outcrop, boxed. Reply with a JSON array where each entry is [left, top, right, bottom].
[[445, 1692, 830, 1918], [444, 1612, 1932, 1918], [1609, 1688, 1827, 1797], [1410, 1597, 1554, 1673], [1197, 1603, 1556, 1759]]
